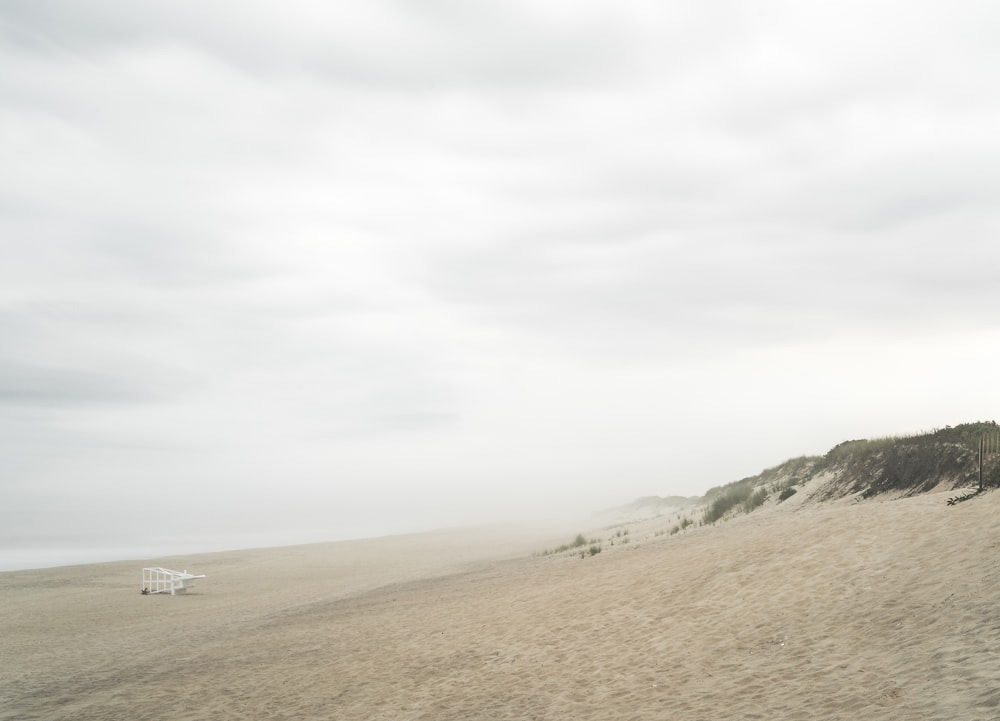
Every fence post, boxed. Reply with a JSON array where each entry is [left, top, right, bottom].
[[979, 435, 985, 492]]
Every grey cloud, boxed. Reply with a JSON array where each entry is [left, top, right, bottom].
[[416, 230, 1000, 364], [311, 411, 461, 441], [0, 1, 628, 89], [780, 150, 1000, 234], [0, 361, 163, 407]]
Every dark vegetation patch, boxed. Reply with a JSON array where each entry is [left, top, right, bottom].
[[698, 421, 1000, 526], [819, 422, 1000, 499]]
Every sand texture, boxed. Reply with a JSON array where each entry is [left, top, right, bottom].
[[3, 493, 1000, 720]]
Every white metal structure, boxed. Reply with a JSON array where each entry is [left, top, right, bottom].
[[141, 567, 206, 595]]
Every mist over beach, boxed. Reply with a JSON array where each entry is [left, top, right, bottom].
[[5, 472, 1000, 720], [2, 1, 1000, 556]]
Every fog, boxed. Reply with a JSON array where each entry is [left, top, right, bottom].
[[3, 1, 1000, 568]]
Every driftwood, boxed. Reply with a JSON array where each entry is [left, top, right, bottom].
[[947, 489, 982, 506]]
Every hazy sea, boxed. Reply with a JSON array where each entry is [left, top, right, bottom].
[[0, 530, 354, 572]]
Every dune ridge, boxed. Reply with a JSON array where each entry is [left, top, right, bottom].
[[3, 492, 1000, 720]]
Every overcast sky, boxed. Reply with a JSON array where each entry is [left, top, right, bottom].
[[3, 1, 1000, 562]]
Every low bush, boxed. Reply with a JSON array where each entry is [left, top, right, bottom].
[[539, 532, 590, 556], [741, 488, 768, 513], [702, 479, 755, 524]]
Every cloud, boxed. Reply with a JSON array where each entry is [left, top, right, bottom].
[[1, 0, 630, 90], [1, 1, 999, 557], [0, 361, 166, 407]]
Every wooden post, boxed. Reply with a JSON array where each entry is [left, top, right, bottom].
[[980, 435, 985, 492]]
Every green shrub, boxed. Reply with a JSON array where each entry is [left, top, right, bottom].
[[702, 478, 755, 524], [741, 488, 768, 513], [778, 487, 797, 502], [540, 532, 591, 556], [821, 422, 999, 497]]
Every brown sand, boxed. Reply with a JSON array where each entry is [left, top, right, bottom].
[[3, 494, 1000, 720]]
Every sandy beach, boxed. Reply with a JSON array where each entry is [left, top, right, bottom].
[[3, 492, 1000, 720]]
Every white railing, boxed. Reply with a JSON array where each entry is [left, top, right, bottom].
[[141, 567, 206, 595]]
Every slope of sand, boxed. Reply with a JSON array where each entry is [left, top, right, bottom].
[[3, 493, 1000, 720]]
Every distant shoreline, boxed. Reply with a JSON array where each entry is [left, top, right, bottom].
[[0, 520, 581, 573]]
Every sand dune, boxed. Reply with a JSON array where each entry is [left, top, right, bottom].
[[3, 493, 1000, 720]]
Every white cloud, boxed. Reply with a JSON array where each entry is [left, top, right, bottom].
[[2, 1, 1000, 561]]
